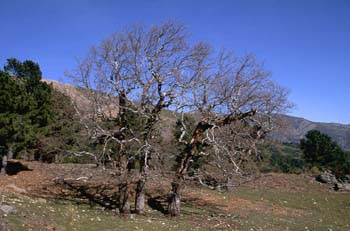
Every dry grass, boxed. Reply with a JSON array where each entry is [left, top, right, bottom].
[[1, 160, 349, 230]]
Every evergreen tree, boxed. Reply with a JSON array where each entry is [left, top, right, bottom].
[[0, 58, 53, 160], [300, 130, 350, 175]]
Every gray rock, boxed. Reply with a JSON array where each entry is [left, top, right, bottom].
[[0, 204, 17, 214], [0, 219, 6, 231], [316, 171, 339, 185], [344, 175, 350, 182], [335, 183, 350, 191]]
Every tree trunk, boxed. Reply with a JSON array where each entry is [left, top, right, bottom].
[[1, 155, 8, 175], [167, 180, 184, 216], [119, 181, 130, 214], [135, 179, 146, 214], [23, 149, 30, 161], [7, 146, 13, 160], [134, 147, 149, 214], [117, 141, 131, 214], [226, 176, 235, 192]]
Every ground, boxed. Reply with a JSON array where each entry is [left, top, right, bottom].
[[0, 160, 349, 231]]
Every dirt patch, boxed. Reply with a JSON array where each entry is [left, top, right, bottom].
[[0, 161, 52, 195], [0, 160, 318, 218], [185, 188, 304, 217], [0, 160, 116, 198]]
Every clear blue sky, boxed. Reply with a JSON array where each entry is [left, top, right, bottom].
[[0, 0, 349, 124]]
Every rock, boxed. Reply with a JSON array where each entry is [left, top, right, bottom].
[[316, 171, 338, 185], [344, 175, 350, 182], [36, 198, 47, 203], [0, 219, 6, 231], [0, 204, 17, 214], [335, 183, 350, 191], [6, 184, 27, 193]]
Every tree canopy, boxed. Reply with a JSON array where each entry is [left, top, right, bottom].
[[300, 130, 350, 176], [0, 58, 53, 159]]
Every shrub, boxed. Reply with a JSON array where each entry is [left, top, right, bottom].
[[300, 130, 350, 176]]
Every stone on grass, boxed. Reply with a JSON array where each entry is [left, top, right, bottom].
[[316, 171, 338, 185], [335, 183, 350, 191], [0, 204, 17, 214]]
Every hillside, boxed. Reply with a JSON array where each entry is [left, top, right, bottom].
[[45, 79, 350, 150], [272, 114, 350, 150], [1, 160, 350, 230]]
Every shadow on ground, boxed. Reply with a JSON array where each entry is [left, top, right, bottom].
[[4, 161, 32, 176], [147, 195, 168, 214], [54, 178, 120, 210]]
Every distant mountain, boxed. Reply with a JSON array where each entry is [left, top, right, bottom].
[[271, 114, 350, 150], [44, 79, 350, 150]]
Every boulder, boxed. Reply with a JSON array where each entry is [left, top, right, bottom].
[[316, 171, 339, 185], [335, 183, 350, 191], [0, 218, 6, 231], [344, 175, 350, 182], [0, 204, 17, 214]]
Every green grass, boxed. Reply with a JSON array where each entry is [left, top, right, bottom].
[[2, 184, 350, 231], [2, 194, 213, 231], [234, 186, 350, 230]]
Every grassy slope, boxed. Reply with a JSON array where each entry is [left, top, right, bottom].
[[2, 175, 350, 231]]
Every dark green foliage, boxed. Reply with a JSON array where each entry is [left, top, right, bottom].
[[172, 115, 207, 174], [35, 90, 85, 162], [301, 130, 338, 165], [0, 58, 95, 163], [300, 130, 350, 176], [259, 142, 305, 173], [4, 58, 42, 81], [269, 151, 305, 173], [0, 58, 53, 159], [173, 115, 196, 143]]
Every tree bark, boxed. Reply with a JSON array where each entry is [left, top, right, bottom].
[[7, 146, 13, 160], [167, 179, 184, 216], [135, 178, 146, 214], [134, 157, 148, 214], [119, 180, 130, 214], [134, 146, 150, 214], [167, 125, 201, 216], [226, 176, 235, 192], [1, 155, 8, 175], [118, 144, 131, 214]]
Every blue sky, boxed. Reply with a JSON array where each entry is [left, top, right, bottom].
[[0, 0, 349, 124]]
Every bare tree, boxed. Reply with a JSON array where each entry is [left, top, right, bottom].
[[68, 21, 291, 216], [168, 49, 292, 216], [68, 21, 198, 214]]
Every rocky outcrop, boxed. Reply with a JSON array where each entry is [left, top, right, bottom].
[[316, 171, 339, 185], [335, 183, 350, 191], [0, 204, 17, 214], [316, 171, 350, 191]]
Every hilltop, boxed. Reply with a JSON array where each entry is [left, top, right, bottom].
[[45, 79, 350, 150], [272, 114, 350, 150]]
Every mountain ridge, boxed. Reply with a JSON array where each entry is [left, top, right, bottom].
[[272, 114, 350, 150], [44, 78, 350, 150]]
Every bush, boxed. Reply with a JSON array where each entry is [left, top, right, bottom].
[[309, 166, 321, 176], [300, 130, 350, 176], [259, 142, 305, 174]]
